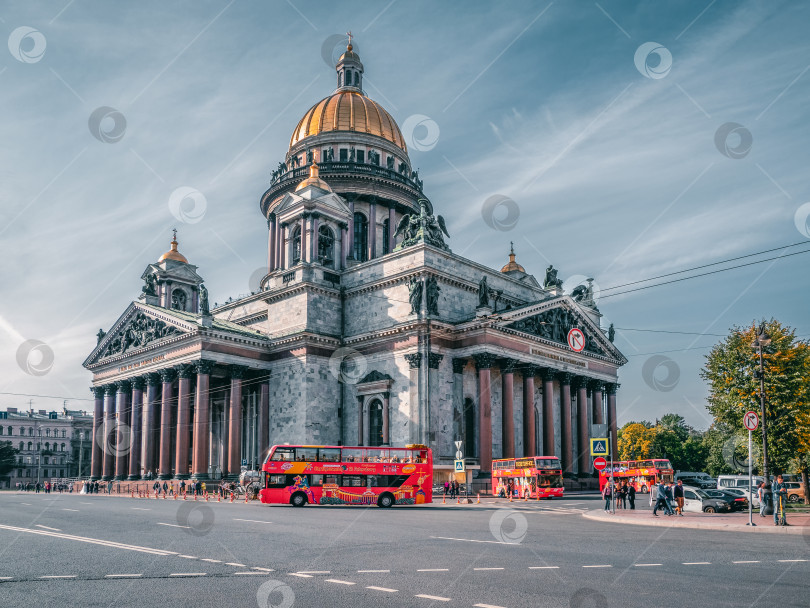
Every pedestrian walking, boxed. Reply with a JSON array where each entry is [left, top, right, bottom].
[[628, 483, 636, 510], [757, 482, 766, 518], [453, 480, 460, 498], [618, 482, 628, 509], [162, 481, 168, 497], [602, 480, 613, 512], [673, 480, 685, 516], [652, 482, 672, 516], [664, 482, 675, 515], [772, 475, 788, 526]]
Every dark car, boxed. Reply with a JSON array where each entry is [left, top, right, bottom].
[[703, 488, 747, 511]]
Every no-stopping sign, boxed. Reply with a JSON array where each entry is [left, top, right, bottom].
[[567, 328, 585, 352], [743, 411, 759, 431]]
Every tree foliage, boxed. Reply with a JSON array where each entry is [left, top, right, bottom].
[[0, 441, 18, 477]]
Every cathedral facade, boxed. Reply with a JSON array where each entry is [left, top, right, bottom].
[[83, 43, 626, 486]]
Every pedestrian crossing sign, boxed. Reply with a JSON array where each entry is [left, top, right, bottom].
[[590, 438, 608, 456], [454, 459, 465, 472]]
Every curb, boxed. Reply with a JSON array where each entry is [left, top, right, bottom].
[[582, 509, 806, 535]]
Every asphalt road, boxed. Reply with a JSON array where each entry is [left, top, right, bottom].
[[1, 492, 808, 608]]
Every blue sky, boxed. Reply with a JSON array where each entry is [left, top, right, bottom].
[[0, 0, 808, 430]]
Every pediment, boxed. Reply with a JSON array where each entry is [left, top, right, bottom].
[[496, 297, 626, 363], [275, 191, 350, 218], [84, 302, 195, 367]]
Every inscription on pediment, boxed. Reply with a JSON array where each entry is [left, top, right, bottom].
[[507, 308, 605, 356], [100, 312, 183, 359]]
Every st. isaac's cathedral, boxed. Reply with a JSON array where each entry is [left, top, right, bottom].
[[83, 42, 626, 486]]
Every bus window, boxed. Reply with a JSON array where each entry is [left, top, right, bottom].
[[319, 448, 341, 462], [343, 475, 364, 487], [270, 448, 294, 462], [638, 460, 653, 468], [295, 447, 318, 462], [266, 474, 287, 488], [366, 449, 389, 462], [311, 475, 324, 486], [324, 475, 340, 485], [342, 448, 363, 462]]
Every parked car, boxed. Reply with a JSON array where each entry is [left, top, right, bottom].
[[682, 486, 733, 513], [717, 475, 764, 490], [703, 488, 748, 511], [786, 482, 806, 503], [723, 487, 760, 508], [675, 471, 716, 489]]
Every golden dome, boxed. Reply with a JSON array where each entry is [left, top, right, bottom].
[[500, 243, 525, 273], [158, 231, 188, 263], [289, 90, 407, 152], [295, 163, 332, 192]]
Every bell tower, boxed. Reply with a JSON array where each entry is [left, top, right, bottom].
[[139, 230, 205, 313], [335, 32, 363, 92]]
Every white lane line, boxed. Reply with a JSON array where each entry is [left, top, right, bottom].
[[415, 594, 451, 602], [473, 567, 504, 571], [289, 573, 313, 578], [178, 555, 197, 559], [683, 562, 711, 565], [733, 561, 760, 564], [226, 563, 247, 567], [252, 567, 275, 572], [583, 565, 612, 568], [40, 575, 76, 579], [367, 586, 397, 592], [35, 525, 61, 531], [634, 564, 662, 567], [325, 579, 356, 585], [431, 535, 519, 545], [475, 604, 507, 608], [0, 523, 177, 556], [778, 559, 808, 563], [234, 572, 265, 575], [80, 502, 93, 505], [157, 523, 190, 529], [62, 509, 79, 512], [417, 568, 449, 572], [358, 569, 390, 573], [529, 566, 559, 569], [131, 508, 151, 511], [297, 571, 330, 574], [169, 573, 206, 577], [20, 503, 31, 506], [200, 559, 222, 563], [0, 577, 13, 580], [233, 518, 273, 524], [105, 574, 142, 578]]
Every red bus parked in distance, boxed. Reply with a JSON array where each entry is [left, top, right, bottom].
[[492, 456, 564, 499], [598, 459, 675, 494], [260, 444, 433, 507]]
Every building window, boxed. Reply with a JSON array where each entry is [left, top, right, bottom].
[[27, 442, 32, 451], [7, 427, 11, 436], [291, 225, 302, 265], [339, 148, 348, 162], [317, 226, 335, 268], [29, 428, 33, 436], [382, 219, 390, 254], [62, 430, 66, 438], [0, 426, 3, 435], [19, 442, 24, 451], [354, 71, 360, 87], [45, 442, 49, 452], [368, 400, 383, 447], [356, 150, 365, 164], [338, 72, 342, 87], [171, 289, 187, 311], [353, 212, 368, 262], [46, 429, 50, 437], [346, 69, 352, 84], [61, 443, 65, 452]]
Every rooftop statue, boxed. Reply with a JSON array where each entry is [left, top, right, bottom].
[[393, 200, 450, 252], [544, 265, 563, 290]]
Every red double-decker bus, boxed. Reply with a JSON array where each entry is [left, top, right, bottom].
[[598, 459, 674, 493], [492, 456, 564, 499], [260, 444, 432, 507]]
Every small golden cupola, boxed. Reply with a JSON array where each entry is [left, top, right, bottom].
[[158, 229, 189, 263], [500, 242, 525, 273], [295, 162, 332, 193]]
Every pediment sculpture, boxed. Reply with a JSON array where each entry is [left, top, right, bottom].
[[99, 312, 182, 359]]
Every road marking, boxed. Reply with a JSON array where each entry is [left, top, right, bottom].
[[417, 568, 449, 572], [474, 567, 504, 571], [431, 535, 519, 545], [178, 555, 197, 559], [683, 562, 711, 565], [235, 572, 265, 575], [415, 594, 451, 602], [40, 575, 76, 579], [80, 502, 93, 505], [157, 523, 190, 529], [297, 571, 330, 574], [0, 577, 13, 580], [0, 523, 177, 556], [252, 567, 274, 572], [289, 573, 313, 578], [105, 574, 142, 578], [529, 566, 559, 569], [778, 559, 807, 563], [326, 579, 356, 585], [733, 560, 760, 564], [169, 573, 206, 577], [35, 525, 61, 531], [358, 569, 390, 573], [583, 565, 612, 568], [62, 509, 79, 512], [475, 604, 507, 608], [132, 508, 151, 511], [634, 564, 662, 567], [233, 518, 273, 524], [200, 559, 221, 563], [20, 503, 31, 506], [227, 563, 246, 567], [367, 586, 397, 592]]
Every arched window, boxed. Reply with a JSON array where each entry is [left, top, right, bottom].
[[7, 426, 12, 435], [353, 212, 368, 262], [382, 219, 390, 255], [346, 69, 352, 85], [0, 426, 3, 435], [354, 71, 360, 87], [368, 400, 383, 447], [45, 442, 50, 452], [28, 428, 33, 436], [171, 289, 187, 311], [464, 397, 476, 458], [46, 429, 50, 437], [62, 429, 66, 437], [19, 442, 24, 451], [338, 72, 342, 87], [291, 225, 302, 265], [317, 226, 335, 268], [61, 443, 65, 452]]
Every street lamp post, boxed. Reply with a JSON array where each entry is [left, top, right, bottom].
[[36, 427, 42, 485], [78, 431, 84, 479], [750, 323, 771, 485]]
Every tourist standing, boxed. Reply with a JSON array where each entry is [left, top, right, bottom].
[[673, 480, 685, 516]]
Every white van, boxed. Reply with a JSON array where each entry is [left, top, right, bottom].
[[717, 474, 764, 490], [675, 471, 715, 488]]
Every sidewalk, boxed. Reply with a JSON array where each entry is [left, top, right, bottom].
[[583, 508, 810, 534]]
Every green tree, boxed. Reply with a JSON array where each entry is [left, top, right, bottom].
[[701, 319, 810, 491], [618, 422, 655, 460], [0, 441, 19, 478]]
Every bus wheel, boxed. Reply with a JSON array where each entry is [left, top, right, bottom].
[[640, 486, 648, 494], [290, 492, 308, 507], [377, 493, 394, 508]]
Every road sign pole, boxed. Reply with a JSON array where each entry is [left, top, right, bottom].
[[748, 428, 755, 526]]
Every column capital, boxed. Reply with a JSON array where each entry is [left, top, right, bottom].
[[159, 368, 175, 383], [605, 382, 619, 395], [522, 364, 540, 378], [427, 353, 443, 369], [473, 352, 498, 370], [103, 384, 117, 396], [301, 211, 311, 220], [175, 364, 194, 379], [195, 360, 216, 375], [310, 211, 321, 220], [540, 367, 557, 382], [131, 377, 145, 391], [404, 353, 422, 369], [91, 386, 105, 399], [500, 358, 518, 374], [558, 371, 573, 385], [229, 364, 248, 379], [145, 372, 161, 387], [451, 358, 467, 374], [115, 380, 131, 393], [338, 221, 348, 230], [571, 375, 588, 390], [590, 380, 605, 392], [267, 212, 276, 222]]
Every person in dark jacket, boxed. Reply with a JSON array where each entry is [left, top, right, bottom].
[[673, 480, 685, 516], [627, 483, 636, 510], [772, 475, 788, 525], [652, 483, 673, 516]]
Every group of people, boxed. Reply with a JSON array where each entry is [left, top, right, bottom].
[[80, 480, 111, 494], [649, 480, 685, 516], [16, 481, 75, 493], [600, 479, 637, 511], [757, 474, 791, 526], [443, 479, 462, 498]]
